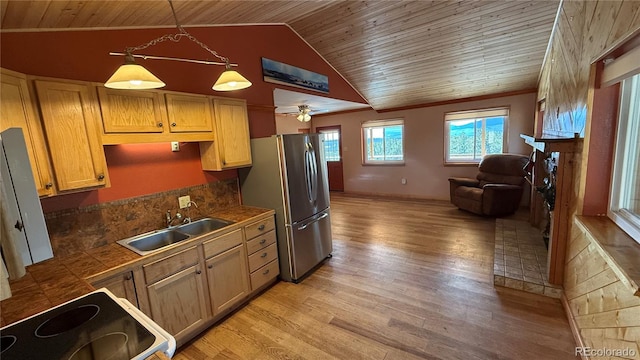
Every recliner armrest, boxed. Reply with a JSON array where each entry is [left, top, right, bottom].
[[482, 184, 521, 191], [448, 177, 480, 188]]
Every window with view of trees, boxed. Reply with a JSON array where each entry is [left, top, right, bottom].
[[319, 129, 340, 161], [362, 119, 404, 164], [444, 108, 508, 163], [609, 72, 640, 244]]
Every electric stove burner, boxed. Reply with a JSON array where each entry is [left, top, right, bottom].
[[35, 305, 100, 338], [68, 332, 129, 360], [0, 289, 174, 360], [0, 335, 17, 353]]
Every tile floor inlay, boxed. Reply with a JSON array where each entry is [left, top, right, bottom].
[[493, 219, 562, 298]]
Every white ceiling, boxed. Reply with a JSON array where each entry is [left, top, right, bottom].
[[273, 88, 371, 115]]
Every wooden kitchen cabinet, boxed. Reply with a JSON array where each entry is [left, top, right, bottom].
[[144, 247, 210, 341], [96, 87, 166, 134], [34, 79, 110, 191], [165, 93, 214, 133], [203, 229, 250, 316], [244, 217, 279, 291], [0, 68, 55, 196], [91, 270, 138, 308], [200, 98, 252, 170]]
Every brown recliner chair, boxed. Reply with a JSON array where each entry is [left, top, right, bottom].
[[448, 154, 529, 216]]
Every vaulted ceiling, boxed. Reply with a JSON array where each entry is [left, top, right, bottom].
[[0, 0, 559, 111]]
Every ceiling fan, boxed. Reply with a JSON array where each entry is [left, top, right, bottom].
[[279, 104, 327, 122]]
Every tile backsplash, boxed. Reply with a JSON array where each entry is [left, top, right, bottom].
[[44, 179, 240, 257]]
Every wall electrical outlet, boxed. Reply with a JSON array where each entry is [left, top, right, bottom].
[[178, 195, 191, 209], [171, 142, 180, 152], [401, 178, 407, 185]]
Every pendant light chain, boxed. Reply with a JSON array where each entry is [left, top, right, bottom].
[[125, 0, 228, 64]]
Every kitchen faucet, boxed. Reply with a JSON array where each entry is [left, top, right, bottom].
[[182, 201, 198, 224], [166, 210, 182, 227]]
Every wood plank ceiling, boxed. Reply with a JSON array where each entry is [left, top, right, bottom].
[[0, 0, 560, 111]]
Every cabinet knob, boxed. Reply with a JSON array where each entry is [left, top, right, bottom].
[[258, 225, 265, 231], [124, 274, 132, 281], [97, 174, 105, 181], [157, 122, 163, 127], [45, 183, 53, 189], [263, 269, 270, 275], [196, 269, 202, 274], [259, 239, 267, 245], [171, 122, 177, 127], [260, 252, 268, 258], [207, 264, 213, 269]]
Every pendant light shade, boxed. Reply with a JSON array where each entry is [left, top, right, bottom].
[[105, 53, 165, 90], [213, 67, 252, 91]]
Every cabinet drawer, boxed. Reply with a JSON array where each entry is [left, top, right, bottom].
[[144, 246, 199, 284], [246, 230, 276, 255], [248, 243, 278, 273], [250, 259, 279, 290], [245, 218, 275, 240], [203, 229, 243, 258]]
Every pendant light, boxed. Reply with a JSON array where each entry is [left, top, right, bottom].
[[105, 0, 251, 91], [104, 52, 165, 89]]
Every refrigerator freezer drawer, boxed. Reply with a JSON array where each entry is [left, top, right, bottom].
[[285, 210, 333, 282]]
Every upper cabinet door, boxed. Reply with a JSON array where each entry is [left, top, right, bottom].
[[34, 80, 109, 191], [0, 69, 55, 196], [213, 98, 252, 169], [97, 87, 167, 133], [165, 94, 214, 133]]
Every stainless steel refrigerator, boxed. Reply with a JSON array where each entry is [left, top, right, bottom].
[[239, 134, 332, 282]]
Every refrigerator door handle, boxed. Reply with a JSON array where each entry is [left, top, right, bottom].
[[304, 148, 313, 203], [308, 142, 318, 203], [297, 212, 329, 230]]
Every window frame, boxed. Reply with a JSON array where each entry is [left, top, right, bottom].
[[317, 125, 342, 162], [608, 73, 640, 244], [361, 119, 405, 165], [443, 107, 509, 165]]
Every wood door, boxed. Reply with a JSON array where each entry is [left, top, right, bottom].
[[317, 125, 344, 191], [0, 69, 54, 196], [91, 271, 138, 308], [96, 87, 166, 133], [34, 80, 109, 191], [205, 244, 250, 316], [146, 264, 210, 339], [165, 93, 214, 133]]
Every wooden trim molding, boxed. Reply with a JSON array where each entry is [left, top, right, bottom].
[[561, 292, 587, 360], [247, 104, 277, 112]]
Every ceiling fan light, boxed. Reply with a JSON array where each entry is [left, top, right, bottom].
[[213, 69, 252, 91], [105, 54, 165, 89]]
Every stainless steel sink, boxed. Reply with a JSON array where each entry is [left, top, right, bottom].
[[117, 229, 191, 256], [116, 217, 234, 256], [175, 217, 233, 236]]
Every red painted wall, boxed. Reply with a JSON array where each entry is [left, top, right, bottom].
[[40, 143, 236, 213], [2, 25, 366, 211]]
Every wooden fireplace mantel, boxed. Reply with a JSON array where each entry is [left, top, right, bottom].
[[520, 133, 583, 285]]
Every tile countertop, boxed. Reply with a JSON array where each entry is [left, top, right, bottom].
[[0, 205, 274, 327]]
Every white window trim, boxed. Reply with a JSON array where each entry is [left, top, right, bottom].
[[608, 74, 640, 244], [444, 107, 509, 164], [361, 119, 404, 165]]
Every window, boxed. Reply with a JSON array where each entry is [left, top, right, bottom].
[[319, 129, 340, 161], [609, 73, 640, 243], [444, 108, 508, 163], [362, 119, 404, 164]]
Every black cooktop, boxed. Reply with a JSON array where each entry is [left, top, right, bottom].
[[0, 292, 156, 360]]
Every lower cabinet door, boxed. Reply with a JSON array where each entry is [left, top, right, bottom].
[[206, 244, 250, 316], [91, 271, 138, 308], [146, 265, 209, 340]]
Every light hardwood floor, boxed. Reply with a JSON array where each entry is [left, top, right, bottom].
[[174, 193, 578, 359]]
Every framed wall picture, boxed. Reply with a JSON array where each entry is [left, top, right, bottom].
[[261, 57, 329, 93]]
